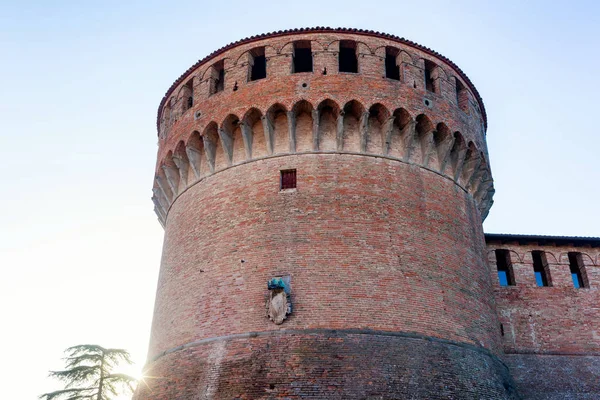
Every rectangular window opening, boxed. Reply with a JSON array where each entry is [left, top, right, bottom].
[[385, 47, 400, 80], [184, 79, 194, 110], [210, 61, 225, 95], [532, 251, 551, 287], [424, 60, 437, 93], [280, 169, 296, 190], [249, 47, 267, 81], [568, 252, 588, 288], [495, 249, 515, 286], [339, 41, 358, 73], [455, 78, 469, 112], [293, 41, 313, 73]]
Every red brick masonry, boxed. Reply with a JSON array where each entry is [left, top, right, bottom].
[[137, 29, 599, 399]]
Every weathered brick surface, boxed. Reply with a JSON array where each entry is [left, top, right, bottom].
[[487, 239, 600, 397], [504, 354, 600, 399], [140, 154, 506, 398], [140, 30, 511, 399], [135, 332, 518, 399]]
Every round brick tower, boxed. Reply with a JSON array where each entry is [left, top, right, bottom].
[[137, 28, 517, 399]]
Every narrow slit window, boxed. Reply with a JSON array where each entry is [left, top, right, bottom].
[[280, 169, 296, 190], [249, 47, 267, 81], [568, 252, 588, 288], [293, 41, 313, 73], [532, 251, 551, 287], [385, 47, 400, 80], [339, 41, 358, 73], [183, 79, 194, 111], [210, 61, 225, 95], [455, 78, 468, 112], [424, 60, 437, 93], [495, 249, 515, 286]]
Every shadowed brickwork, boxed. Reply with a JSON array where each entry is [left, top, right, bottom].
[[137, 330, 517, 399]]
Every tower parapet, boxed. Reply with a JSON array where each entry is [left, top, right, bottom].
[[139, 28, 515, 399]]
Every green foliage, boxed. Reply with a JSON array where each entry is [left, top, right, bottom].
[[40, 345, 136, 400]]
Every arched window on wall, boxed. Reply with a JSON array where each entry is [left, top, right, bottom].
[[385, 47, 400, 80], [339, 40, 358, 73], [293, 41, 312, 73]]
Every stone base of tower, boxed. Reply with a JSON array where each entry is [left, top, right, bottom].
[[134, 330, 518, 399]]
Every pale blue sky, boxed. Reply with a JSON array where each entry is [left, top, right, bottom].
[[1, 1, 598, 398]]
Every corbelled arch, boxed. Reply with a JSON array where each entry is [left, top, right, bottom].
[[447, 131, 466, 180], [202, 122, 220, 173], [241, 108, 265, 159], [316, 99, 340, 151], [342, 100, 366, 153], [414, 114, 434, 167], [367, 103, 391, 154], [172, 141, 190, 189], [433, 123, 453, 173], [387, 108, 412, 159], [185, 130, 206, 179], [291, 100, 314, 153], [221, 114, 243, 165], [266, 103, 289, 154]]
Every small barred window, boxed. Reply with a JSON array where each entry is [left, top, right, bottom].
[[280, 169, 296, 190]]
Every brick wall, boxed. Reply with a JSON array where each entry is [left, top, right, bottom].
[[138, 154, 510, 398], [135, 331, 517, 400], [487, 237, 600, 398], [139, 30, 507, 399]]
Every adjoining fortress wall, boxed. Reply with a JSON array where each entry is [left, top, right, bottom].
[[486, 234, 600, 399]]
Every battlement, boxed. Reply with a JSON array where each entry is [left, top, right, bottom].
[[152, 29, 494, 225]]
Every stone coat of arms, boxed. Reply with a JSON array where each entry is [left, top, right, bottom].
[[266, 277, 292, 325]]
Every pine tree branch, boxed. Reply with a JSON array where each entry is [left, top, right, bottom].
[[65, 353, 103, 369], [49, 366, 100, 386], [65, 345, 105, 358], [39, 387, 96, 400]]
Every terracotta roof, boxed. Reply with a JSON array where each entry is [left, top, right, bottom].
[[485, 233, 600, 247], [156, 27, 488, 134]]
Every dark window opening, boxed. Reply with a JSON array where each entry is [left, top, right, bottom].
[[280, 169, 296, 190], [210, 61, 225, 95], [183, 79, 194, 110], [455, 78, 469, 112], [339, 41, 358, 73], [568, 252, 588, 288], [293, 41, 313, 73], [495, 249, 515, 286], [532, 251, 551, 287], [500, 323, 505, 336], [249, 47, 267, 81], [385, 47, 400, 80], [424, 60, 436, 93]]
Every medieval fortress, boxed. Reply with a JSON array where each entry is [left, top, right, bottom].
[[135, 28, 600, 399]]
